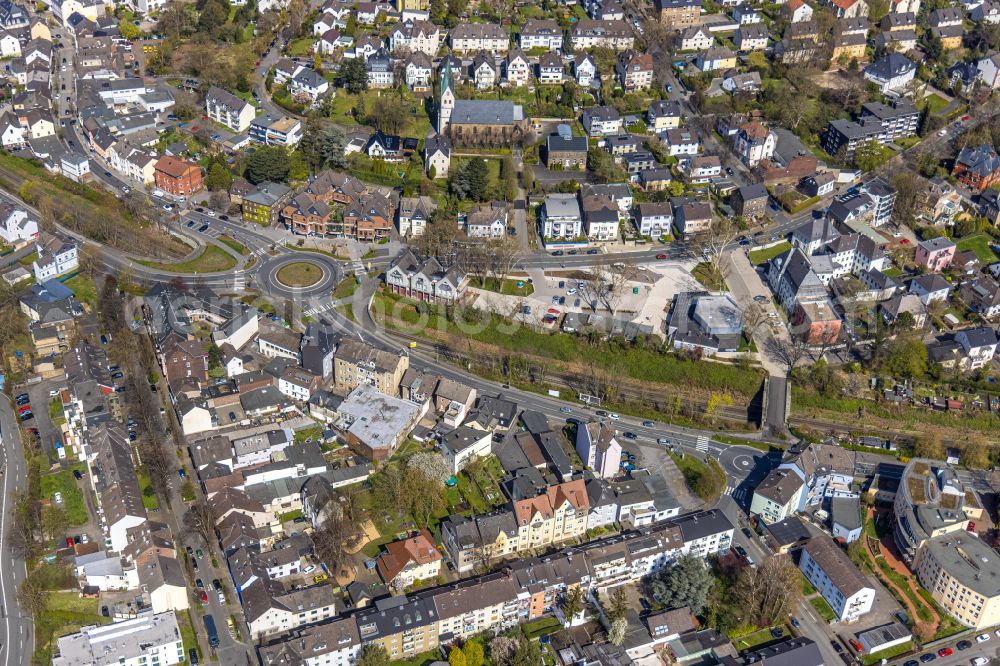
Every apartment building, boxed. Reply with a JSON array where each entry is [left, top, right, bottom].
[[915, 532, 1000, 629], [800, 537, 875, 622], [205, 86, 255, 132], [53, 612, 184, 666], [333, 338, 409, 395], [154, 156, 203, 197]]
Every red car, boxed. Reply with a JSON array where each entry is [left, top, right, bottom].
[[962, 115, 972, 121], [849, 640, 863, 652], [656, 254, 667, 260], [66, 537, 74, 548], [900, 238, 909, 245], [968, 521, 977, 532], [938, 648, 952, 657], [198, 590, 208, 603], [17, 404, 31, 413]]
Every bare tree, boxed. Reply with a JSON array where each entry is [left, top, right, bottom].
[[733, 554, 803, 628], [765, 336, 810, 374], [700, 217, 741, 287], [741, 303, 767, 337]]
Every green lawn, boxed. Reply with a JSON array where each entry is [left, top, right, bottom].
[[177, 609, 200, 662], [217, 235, 250, 255], [333, 276, 359, 300], [669, 452, 726, 501], [136, 466, 161, 511], [692, 262, 726, 291], [924, 93, 949, 114], [137, 245, 236, 273], [49, 398, 65, 426], [749, 241, 791, 266], [522, 616, 562, 640], [40, 469, 88, 526], [278, 509, 304, 523], [732, 625, 791, 651], [286, 37, 315, 57], [63, 273, 97, 311], [882, 267, 903, 278], [475, 277, 535, 296], [955, 233, 999, 263], [809, 595, 837, 622]]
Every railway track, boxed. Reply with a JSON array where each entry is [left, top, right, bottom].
[[388, 327, 762, 425]]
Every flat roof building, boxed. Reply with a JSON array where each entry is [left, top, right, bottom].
[[53, 611, 184, 666]]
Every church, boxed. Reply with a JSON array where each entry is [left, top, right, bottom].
[[436, 63, 531, 147]]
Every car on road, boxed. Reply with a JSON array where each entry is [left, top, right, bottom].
[[551, 250, 564, 256], [642, 420, 654, 427], [963, 114, 972, 121], [657, 437, 670, 444], [104, 171, 111, 177], [770, 628, 783, 639], [609, 413, 620, 420], [219, 214, 229, 220], [18, 404, 31, 413], [189, 649, 198, 666], [212, 579, 222, 592], [15, 393, 29, 403], [196, 579, 204, 589], [198, 590, 208, 603], [830, 641, 843, 654], [567, 288, 577, 295], [977, 633, 991, 643], [733, 545, 747, 558], [656, 253, 667, 260], [973, 658, 991, 666], [623, 432, 637, 440], [902, 660, 918, 666], [207, 210, 216, 217], [217, 591, 225, 604], [742, 527, 754, 539], [162, 204, 173, 211], [937, 648, 952, 657], [20, 411, 33, 421], [196, 548, 204, 559], [101, 606, 110, 617], [560, 407, 572, 413], [186, 546, 194, 557], [753, 295, 769, 304], [790, 617, 800, 629], [586, 249, 599, 254]]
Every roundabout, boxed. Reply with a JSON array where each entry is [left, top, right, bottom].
[[276, 261, 324, 288], [256, 253, 343, 300]]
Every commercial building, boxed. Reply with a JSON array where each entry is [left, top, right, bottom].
[[335, 386, 423, 460], [892, 459, 972, 564]]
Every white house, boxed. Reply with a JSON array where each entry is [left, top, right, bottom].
[[864, 53, 916, 93], [33, 234, 78, 281], [52, 613, 185, 666], [582, 106, 623, 136], [440, 425, 492, 473], [205, 86, 255, 133], [576, 420, 622, 479], [0, 204, 37, 244], [542, 193, 583, 239], [800, 537, 876, 622]]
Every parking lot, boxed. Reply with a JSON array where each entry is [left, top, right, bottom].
[[19, 376, 67, 462]]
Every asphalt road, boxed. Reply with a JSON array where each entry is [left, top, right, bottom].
[[0, 395, 31, 666]]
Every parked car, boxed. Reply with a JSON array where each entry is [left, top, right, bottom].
[[73, 469, 82, 480]]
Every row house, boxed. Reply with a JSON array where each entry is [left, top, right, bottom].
[[385, 249, 469, 304], [571, 20, 634, 50], [388, 19, 440, 56], [108, 145, 157, 185], [450, 23, 509, 54], [520, 19, 562, 50]]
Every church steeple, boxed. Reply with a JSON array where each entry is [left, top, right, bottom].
[[438, 53, 455, 133]]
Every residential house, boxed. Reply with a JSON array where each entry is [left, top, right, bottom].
[[403, 52, 433, 93], [424, 135, 451, 179], [677, 26, 713, 51], [366, 48, 394, 89], [655, 0, 702, 28], [450, 23, 509, 54], [616, 50, 653, 90], [582, 106, 623, 136], [397, 195, 437, 238], [909, 273, 951, 305], [538, 51, 564, 85], [576, 420, 623, 478], [695, 46, 736, 71], [154, 156, 203, 197], [647, 100, 682, 133], [915, 237, 956, 272], [673, 200, 714, 235], [574, 53, 598, 88], [504, 49, 531, 87], [734, 24, 769, 51], [733, 121, 776, 167], [953, 144, 1000, 191], [376, 530, 442, 590], [545, 133, 588, 170], [864, 53, 916, 93], [385, 250, 468, 304], [520, 19, 563, 50], [732, 183, 769, 218], [786, 0, 814, 22], [799, 537, 875, 622], [541, 193, 583, 239], [205, 87, 255, 133], [389, 19, 440, 56], [665, 128, 699, 156]]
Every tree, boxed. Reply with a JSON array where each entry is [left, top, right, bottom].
[[561, 586, 583, 623], [119, 19, 141, 39], [650, 554, 715, 614], [449, 647, 467, 666], [463, 642, 485, 666], [913, 432, 944, 460], [357, 645, 389, 666], [370, 95, 407, 134], [608, 616, 628, 646], [300, 119, 346, 172], [606, 587, 628, 622], [40, 505, 68, 541], [17, 574, 47, 619], [341, 57, 369, 93], [587, 147, 621, 182], [198, 0, 228, 32], [407, 452, 451, 484], [853, 139, 892, 172], [449, 158, 490, 201], [733, 554, 803, 627], [882, 337, 927, 378], [245, 146, 291, 183], [205, 163, 233, 191]]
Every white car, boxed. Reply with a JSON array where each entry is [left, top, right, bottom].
[[976, 633, 991, 643], [162, 204, 173, 211], [54, 491, 63, 504], [892, 231, 902, 238], [207, 210, 216, 217], [303, 564, 316, 573], [217, 591, 225, 604], [609, 413, 621, 420], [567, 288, 576, 295], [973, 657, 990, 666]]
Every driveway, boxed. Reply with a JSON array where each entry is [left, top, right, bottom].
[[723, 249, 791, 378]]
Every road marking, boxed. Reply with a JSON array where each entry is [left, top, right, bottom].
[[696, 436, 710, 452], [0, 397, 12, 666]]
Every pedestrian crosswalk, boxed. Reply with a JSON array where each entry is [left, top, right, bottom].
[[696, 436, 710, 452], [349, 258, 366, 276], [233, 271, 245, 291], [304, 301, 338, 317], [723, 485, 745, 500]]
